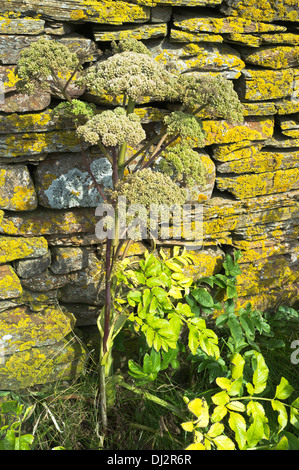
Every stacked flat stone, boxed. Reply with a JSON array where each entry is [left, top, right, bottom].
[[0, 0, 298, 389]]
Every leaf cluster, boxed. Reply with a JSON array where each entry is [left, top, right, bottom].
[[182, 352, 299, 450]]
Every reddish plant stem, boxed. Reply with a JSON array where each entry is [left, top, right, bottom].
[[103, 237, 112, 355]]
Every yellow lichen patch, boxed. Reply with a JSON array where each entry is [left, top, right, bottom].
[[68, 0, 150, 24], [0, 334, 86, 390], [217, 168, 299, 199], [216, 149, 299, 174], [3, 130, 81, 158], [0, 111, 54, 134], [226, 33, 261, 47], [241, 45, 299, 69], [2, 67, 19, 90], [93, 23, 167, 41], [238, 68, 294, 101], [0, 15, 45, 34], [222, 0, 299, 23], [0, 236, 48, 263], [0, 265, 22, 300], [202, 117, 274, 146], [213, 142, 262, 162], [0, 165, 37, 211], [170, 29, 223, 43]]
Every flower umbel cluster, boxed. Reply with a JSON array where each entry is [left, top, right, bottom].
[[158, 144, 205, 188], [112, 168, 187, 209], [53, 99, 96, 125], [80, 51, 180, 103], [164, 111, 205, 146], [179, 74, 244, 123], [17, 38, 81, 94], [76, 107, 146, 147]]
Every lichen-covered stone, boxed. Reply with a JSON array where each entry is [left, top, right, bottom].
[[240, 45, 299, 69], [170, 29, 223, 43], [14, 252, 52, 279], [225, 33, 261, 47], [20, 270, 70, 292], [0, 66, 51, 113], [202, 116, 274, 146], [0, 15, 45, 34], [216, 149, 299, 173], [275, 99, 299, 115], [237, 68, 294, 101], [36, 153, 112, 209], [0, 208, 96, 237], [0, 334, 87, 390], [221, 0, 299, 23], [0, 111, 59, 134], [50, 246, 91, 274], [173, 11, 286, 34], [0, 0, 150, 24], [216, 169, 299, 199], [0, 236, 48, 263], [147, 39, 245, 78], [212, 141, 263, 162], [243, 102, 276, 116], [0, 265, 22, 300], [0, 130, 83, 159], [0, 165, 37, 211], [59, 253, 104, 305], [93, 23, 167, 42], [261, 33, 299, 45]]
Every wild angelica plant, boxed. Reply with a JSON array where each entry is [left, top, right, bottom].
[[17, 37, 244, 434]]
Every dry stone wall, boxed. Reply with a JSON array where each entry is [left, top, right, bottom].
[[0, 0, 299, 389]]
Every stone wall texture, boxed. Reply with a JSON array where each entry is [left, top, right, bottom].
[[0, 0, 299, 389]]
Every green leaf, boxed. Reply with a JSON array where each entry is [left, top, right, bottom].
[[191, 288, 214, 308], [281, 432, 299, 450], [0, 429, 16, 450], [231, 353, 245, 380], [252, 352, 269, 394], [188, 398, 209, 427], [227, 315, 243, 342], [275, 377, 294, 400], [15, 434, 34, 450], [0, 400, 23, 416], [128, 360, 147, 378], [211, 405, 228, 423], [227, 285, 237, 299], [212, 390, 230, 406], [246, 415, 265, 448], [272, 399, 288, 433], [228, 411, 247, 450], [212, 434, 235, 450], [207, 422, 224, 438], [227, 401, 246, 412], [275, 435, 289, 450]]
